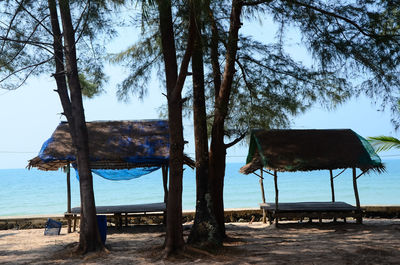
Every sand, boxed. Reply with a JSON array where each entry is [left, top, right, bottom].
[[1, 219, 400, 264]]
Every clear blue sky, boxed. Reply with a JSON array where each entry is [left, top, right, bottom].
[[0, 11, 398, 169]]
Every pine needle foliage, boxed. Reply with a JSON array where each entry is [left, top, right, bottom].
[[0, 0, 117, 98]]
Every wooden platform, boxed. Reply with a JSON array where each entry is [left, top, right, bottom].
[[260, 201, 361, 224], [65, 202, 166, 232], [69, 202, 166, 215]]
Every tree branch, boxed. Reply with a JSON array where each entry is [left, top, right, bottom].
[[0, 36, 54, 54], [206, 0, 222, 100], [171, 8, 196, 100], [0, 57, 52, 84], [239, 54, 325, 87], [5, 62, 40, 90], [4, 15, 53, 65], [242, 0, 400, 38], [74, 0, 90, 33], [0, 36, 53, 48], [242, 0, 273, 6], [224, 132, 247, 149], [1, 1, 22, 53], [288, 0, 400, 38], [235, 58, 256, 100], [14, 0, 54, 36], [74, 0, 91, 45]]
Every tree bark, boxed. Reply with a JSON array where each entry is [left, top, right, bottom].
[[209, 0, 243, 238], [188, 4, 222, 246], [48, 0, 73, 126], [157, 0, 195, 255], [57, 0, 103, 253], [206, 2, 222, 100]]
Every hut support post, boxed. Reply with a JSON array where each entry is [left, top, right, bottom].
[[352, 167, 362, 224], [329, 169, 337, 222], [329, 169, 335, 202], [274, 170, 279, 226], [162, 165, 169, 224], [66, 163, 72, 233], [259, 169, 266, 223]]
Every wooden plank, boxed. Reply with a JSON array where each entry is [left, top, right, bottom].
[[274, 211, 359, 220], [70, 202, 166, 215], [259, 201, 361, 224], [260, 201, 357, 212]]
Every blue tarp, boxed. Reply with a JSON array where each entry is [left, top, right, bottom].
[[35, 120, 171, 180], [91, 167, 161, 181], [73, 166, 161, 181]]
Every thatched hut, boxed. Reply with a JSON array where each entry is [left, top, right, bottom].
[[28, 119, 193, 231], [240, 129, 384, 225]]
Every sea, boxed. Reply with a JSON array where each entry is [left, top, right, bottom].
[[0, 160, 399, 217]]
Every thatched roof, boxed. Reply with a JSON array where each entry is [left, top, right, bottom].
[[240, 129, 384, 174], [28, 120, 193, 171]]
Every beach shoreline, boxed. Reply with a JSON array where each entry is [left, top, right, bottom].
[[1, 206, 400, 231]]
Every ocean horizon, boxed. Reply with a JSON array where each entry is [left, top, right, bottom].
[[0, 160, 399, 217]]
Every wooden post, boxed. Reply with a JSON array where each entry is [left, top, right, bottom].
[[329, 169, 335, 202], [66, 163, 72, 233], [259, 169, 267, 223], [73, 215, 77, 232], [352, 167, 362, 224], [329, 169, 337, 223], [162, 165, 169, 224], [274, 170, 279, 226]]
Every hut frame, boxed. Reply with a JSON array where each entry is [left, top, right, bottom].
[[28, 120, 193, 232], [240, 129, 384, 226]]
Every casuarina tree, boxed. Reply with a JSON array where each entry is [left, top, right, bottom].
[[0, 0, 117, 253], [156, 0, 196, 255], [109, 0, 400, 245]]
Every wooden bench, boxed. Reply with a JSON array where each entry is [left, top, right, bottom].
[[65, 202, 166, 232], [260, 201, 361, 225]]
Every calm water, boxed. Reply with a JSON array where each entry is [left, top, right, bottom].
[[0, 160, 399, 216]]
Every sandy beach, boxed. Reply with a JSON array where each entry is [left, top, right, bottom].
[[1, 218, 400, 264]]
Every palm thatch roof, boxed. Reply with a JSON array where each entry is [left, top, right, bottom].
[[240, 129, 384, 174], [28, 120, 193, 171]]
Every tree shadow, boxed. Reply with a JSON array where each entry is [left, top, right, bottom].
[[0, 232, 17, 239]]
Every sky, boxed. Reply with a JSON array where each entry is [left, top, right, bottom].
[[0, 8, 399, 169]]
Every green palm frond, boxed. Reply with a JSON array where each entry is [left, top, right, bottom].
[[367, 136, 400, 153]]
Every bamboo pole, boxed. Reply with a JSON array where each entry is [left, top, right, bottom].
[[274, 170, 279, 226], [66, 163, 72, 233], [330, 169, 335, 202], [352, 167, 362, 224], [259, 169, 267, 223]]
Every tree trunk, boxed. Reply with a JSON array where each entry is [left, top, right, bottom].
[[209, 134, 227, 237], [58, 0, 103, 253], [206, 2, 222, 100], [47, 0, 73, 125], [188, 8, 222, 246], [157, 0, 184, 254], [209, 0, 243, 239]]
